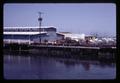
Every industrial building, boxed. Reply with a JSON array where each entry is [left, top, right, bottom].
[[3, 26, 64, 44]]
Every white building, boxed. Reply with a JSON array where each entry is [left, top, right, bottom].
[[58, 32, 85, 41]]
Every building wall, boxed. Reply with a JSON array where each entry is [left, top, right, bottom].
[[4, 35, 30, 40], [32, 31, 64, 43]]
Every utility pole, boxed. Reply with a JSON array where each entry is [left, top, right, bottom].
[[38, 12, 43, 44]]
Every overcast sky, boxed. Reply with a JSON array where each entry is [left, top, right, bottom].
[[4, 3, 116, 37]]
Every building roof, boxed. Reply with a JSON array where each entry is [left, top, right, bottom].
[[4, 26, 55, 28], [3, 32, 47, 35], [4, 26, 56, 32], [59, 32, 72, 34], [56, 33, 64, 36]]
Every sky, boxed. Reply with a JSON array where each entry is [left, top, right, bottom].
[[4, 3, 116, 37]]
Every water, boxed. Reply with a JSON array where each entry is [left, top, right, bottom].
[[4, 52, 116, 80]]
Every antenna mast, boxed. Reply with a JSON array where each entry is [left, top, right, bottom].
[[38, 12, 43, 44]]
